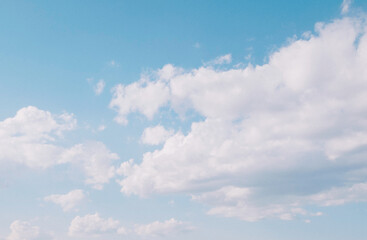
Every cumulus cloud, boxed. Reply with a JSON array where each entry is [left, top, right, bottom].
[[44, 189, 85, 211], [109, 79, 170, 125], [113, 16, 367, 221], [0, 106, 76, 169], [68, 213, 120, 237], [94, 79, 105, 95], [0, 106, 119, 189], [141, 125, 174, 145], [134, 218, 193, 237], [7, 220, 40, 240]]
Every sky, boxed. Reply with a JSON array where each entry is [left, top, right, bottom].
[[1, 0, 367, 239]]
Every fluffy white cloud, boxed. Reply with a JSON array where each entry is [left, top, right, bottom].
[[109, 79, 170, 125], [0, 106, 76, 169], [68, 213, 120, 237], [94, 79, 105, 95], [141, 125, 174, 145], [44, 189, 85, 211], [0, 106, 119, 189], [6, 220, 40, 240], [134, 218, 193, 237], [114, 16, 367, 221]]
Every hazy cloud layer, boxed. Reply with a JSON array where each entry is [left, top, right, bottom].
[[68, 214, 191, 239]]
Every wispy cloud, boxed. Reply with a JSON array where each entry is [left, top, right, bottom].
[[341, 0, 352, 14], [108, 60, 119, 67], [205, 54, 232, 66], [94, 79, 105, 95]]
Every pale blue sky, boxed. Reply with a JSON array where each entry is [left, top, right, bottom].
[[1, 0, 367, 239]]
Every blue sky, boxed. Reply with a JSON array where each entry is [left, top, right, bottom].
[[1, 0, 367, 239]]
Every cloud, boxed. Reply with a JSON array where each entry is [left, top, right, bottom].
[[108, 60, 119, 67], [68, 213, 120, 237], [0, 106, 119, 189], [134, 218, 194, 237], [114, 16, 367, 221], [308, 182, 367, 206], [44, 189, 85, 212], [141, 125, 174, 145], [0, 106, 76, 169], [6, 220, 40, 240], [204, 54, 232, 67], [341, 0, 352, 14], [68, 215, 192, 239], [109, 79, 170, 125], [60, 142, 119, 190], [205, 54, 232, 65], [94, 79, 105, 95]]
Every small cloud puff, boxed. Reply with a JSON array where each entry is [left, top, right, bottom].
[[94, 79, 105, 95], [44, 189, 85, 212]]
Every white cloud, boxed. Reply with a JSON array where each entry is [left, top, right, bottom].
[[109, 79, 170, 125], [134, 218, 193, 237], [141, 125, 174, 145], [0, 106, 76, 169], [67, 215, 191, 239], [44, 189, 85, 211], [114, 16, 367, 221], [341, 0, 352, 14], [193, 186, 310, 221], [94, 79, 105, 95], [205, 54, 232, 65], [68, 213, 120, 237], [60, 142, 119, 190], [6, 220, 40, 240], [0, 106, 119, 189], [309, 182, 367, 206]]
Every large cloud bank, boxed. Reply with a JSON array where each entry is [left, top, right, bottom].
[[112, 16, 367, 221]]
